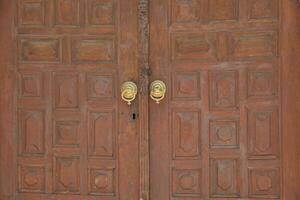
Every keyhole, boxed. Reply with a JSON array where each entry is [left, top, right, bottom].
[[132, 113, 136, 120]]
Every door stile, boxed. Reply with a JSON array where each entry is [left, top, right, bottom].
[[138, 0, 150, 199]]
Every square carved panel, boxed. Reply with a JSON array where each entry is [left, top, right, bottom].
[[19, 72, 43, 98], [172, 72, 201, 100], [18, 165, 45, 193], [210, 119, 239, 149], [54, 120, 79, 147], [248, 167, 280, 198], [247, 63, 278, 98], [18, 0, 45, 27], [172, 168, 201, 197], [170, 0, 201, 24], [89, 168, 116, 195], [87, 0, 115, 26], [209, 0, 239, 21], [54, 0, 80, 26], [248, 0, 278, 20], [87, 73, 115, 100]]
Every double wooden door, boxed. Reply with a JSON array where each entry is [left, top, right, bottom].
[[0, 0, 299, 200]]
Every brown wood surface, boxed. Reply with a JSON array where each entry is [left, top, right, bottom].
[[149, 0, 299, 199], [0, 0, 299, 200], [282, 0, 300, 199], [0, 0, 140, 199]]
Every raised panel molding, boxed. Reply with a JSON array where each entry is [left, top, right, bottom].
[[172, 110, 201, 159], [171, 33, 217, 62], [18, 0, 45, 27], [54, 156, 80, 194], [54, 0, 80, 26], [54, 73, 79, 109], [247, 0, 278, 20], [18, 36, 62, 63], [172, 71, 201, 100], [19, 72, 43, 98], [170, 0, 201, 24], [229, 31, 278, 60], [172, 168, 201, 197], [19, 109, 45, 156], [210, 119, 239, 149], [247, 106, 279, 159], [18, 164, 45, 193], [247, 63, 278, 98], [89, 168, 116, 196], [209, 0, 239, 21], [87, 73, 116, 100], [88, 110, 116, 158], [71, 36, 116, 64], [248, 167, 280, 198], [53, 120, 80, 147], [170, 0, 279, 24], [209, 70, 239, 110], [87, 0, 115, 26], [210, 158, 240, 197]]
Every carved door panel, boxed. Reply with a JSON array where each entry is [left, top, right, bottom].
[[0, 0, 140, 199], [149, 0, 284, 199]]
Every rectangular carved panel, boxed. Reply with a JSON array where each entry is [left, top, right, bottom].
[[247, 63, 278, 98], [54, 156, 80, 194], [248, 106, 279, 159], [209, 0, 239, 21], [170, 0, 201, 24], [54, 73, 79, 109], [172, 168, 201, 197], [230, 32, 278, 60], [19, 109, 45, 156], [171, 33, 217, 62], [19, 72, 43, 98], [210, 119, 239, 149], [88, 110, 115, 158], [247, 0, 278, 20], [54, 0, 80, 26], [71, 36, 116, 63], [89, 168, 116, 196], [209, 70, 239, 110], [172, 110, 200, 159], [19, 37, 62, 63], [87, 0, 115, 26], [210, 158, 240, 197], [248, 167, 280, 198], [87, 73, 116, 100], [18, 164, 45, 193], [18, 0, 45, 27], [53, 120, 80, 147], [172, 72, 201, 100]]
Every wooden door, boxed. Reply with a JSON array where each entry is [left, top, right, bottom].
[[149, 0, 300, 200], [0, 0, 141, 199], [1, 1, 300, 200]]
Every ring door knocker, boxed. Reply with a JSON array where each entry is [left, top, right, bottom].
[[150, 80, 167, 104], [121, 81, 138, 105]]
